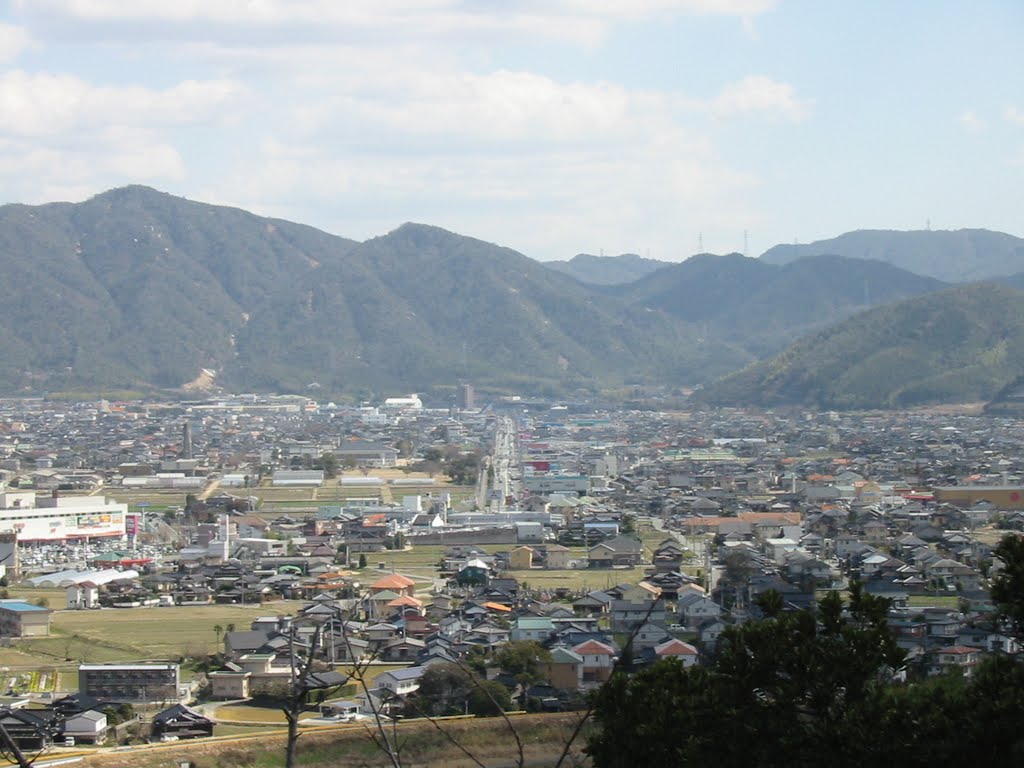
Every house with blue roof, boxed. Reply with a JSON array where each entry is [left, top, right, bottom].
[[0, 600, 51, 637]]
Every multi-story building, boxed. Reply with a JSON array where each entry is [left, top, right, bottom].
[[78, 663, 180, 703], [0, 485, 126, 542]]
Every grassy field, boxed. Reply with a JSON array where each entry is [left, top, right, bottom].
[[511, 566, 651, 593], [815, 591, 963, 610], [368, 524, 702, 594], [905, 595, 963, 609], [48, 602, 307, 659], [215, 704, 320, 724], [0, 587, 306, 673], [82, 712, 587, 768], [371, 545, 445, 573], [103, 489, 191, 506]]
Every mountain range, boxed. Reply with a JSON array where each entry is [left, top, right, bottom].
[[0, 187, 735, 397], [760, 228, 1024, 283], [2, 184, 1024, 408], [544, 253, 668, 286], [613, 253, 945, 359]]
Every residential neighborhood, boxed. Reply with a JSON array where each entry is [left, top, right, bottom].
[[0, 395, 1021, 753]]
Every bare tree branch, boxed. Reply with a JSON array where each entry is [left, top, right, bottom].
[[552, 595, 663, 768], [337, 600, 403, 768], [401, 695, 488, 768], [452, 656, 526, 768], [0, 721, 34, 768]]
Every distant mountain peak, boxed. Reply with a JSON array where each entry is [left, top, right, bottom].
[[545, 251, 670, 286], [759, 228, 1024, 283]]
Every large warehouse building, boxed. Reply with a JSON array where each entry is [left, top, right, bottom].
[[934, 485, 1024, 510], [0, 485, 127, 542]]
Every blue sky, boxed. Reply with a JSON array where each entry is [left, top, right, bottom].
[[0, 1, 1021, 262]]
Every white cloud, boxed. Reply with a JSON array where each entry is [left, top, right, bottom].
[[1005, 106, 1024, 126], [0, 71, 242, 136], [11, 0, 773, 47], [16, 0, 775, 22], [11, 1, 607, 46], [2, 1, 776, 258], [204, 75, 756, 260], [554, 0, 776, 18], [959, 110, 987, 132], [0, 72, 237, 205], [0, 134, 185, 198], [0, 23, 32, 62], [713, 75, 810, 121], [324, 69, 666, 144]]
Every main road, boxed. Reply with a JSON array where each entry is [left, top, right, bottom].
[[485, 415, 521, 511]]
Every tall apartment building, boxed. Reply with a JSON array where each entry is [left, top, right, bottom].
[[78, 663, 180, 703]]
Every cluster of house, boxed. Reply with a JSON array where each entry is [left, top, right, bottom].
[[205, 558, 710, 718], [6, 397, 1024, 740], [0, 393, 492, 495], [0, 663, 211, 749]]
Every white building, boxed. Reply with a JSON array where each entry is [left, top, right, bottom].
[[382, 394, 423, 410], [0, 485, 127, 542]]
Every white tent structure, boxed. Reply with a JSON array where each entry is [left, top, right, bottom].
[[28, 568, 140, 588]]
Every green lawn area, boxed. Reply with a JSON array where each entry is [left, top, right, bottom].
[[371, 545, 444, 572], [513, 566, 649, 593], [104, 489, 192, 506], [906, 595, 963, 609], [7, 587, 66, 607], [0, 644, 57, 667], [816, 590, 964, 611], [335, 664, 408, 688], [48, 602, 307, 659], [216, 704, 320, 724], [215, 722, 286, 736], [0, 601, 302, 691]]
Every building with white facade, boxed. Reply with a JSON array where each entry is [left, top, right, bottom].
[[0, 484, 127, 542]]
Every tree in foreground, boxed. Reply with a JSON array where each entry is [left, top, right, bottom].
[[587, 585, 1024, 767], [991, 533, 1024, 633]]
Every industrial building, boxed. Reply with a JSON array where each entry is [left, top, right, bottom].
[[934, 485, 1024, 510]]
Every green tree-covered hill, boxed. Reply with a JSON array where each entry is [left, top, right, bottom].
[[0, 187, 741, 396], [695, 282, 1024, 409], [760, 228, 1024, 283], [543, 252, 670, 286], [618, 253, 945, 357]]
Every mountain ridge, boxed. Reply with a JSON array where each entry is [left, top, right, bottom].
[[1, 185, 1022, 406], [544, 252, 669, 286], [694, 282, 1024, 409], [0, 187, 733, 396], [759, 228, 1024, 283], [616, 252, 946, 358]]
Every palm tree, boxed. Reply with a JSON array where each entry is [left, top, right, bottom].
[[213, 624, 223, 650]]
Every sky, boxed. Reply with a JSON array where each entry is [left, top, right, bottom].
[[0, 0, 1022, 262]]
